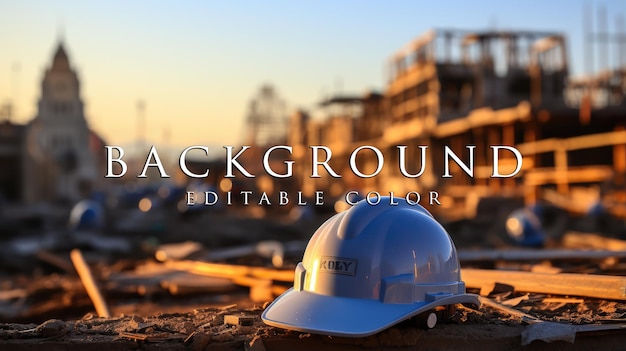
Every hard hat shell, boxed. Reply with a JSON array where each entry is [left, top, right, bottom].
[[262, 197, 479, 337], [505, 208, 545, 247], [69, 200, 105, 231]]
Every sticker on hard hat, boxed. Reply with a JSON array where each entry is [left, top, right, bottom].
[[319, 256, 358, 276]]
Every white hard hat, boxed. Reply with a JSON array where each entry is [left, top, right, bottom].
[[262, 197, 479, 337]]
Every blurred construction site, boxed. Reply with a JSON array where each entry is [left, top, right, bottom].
[[2, 5, 626, 350]]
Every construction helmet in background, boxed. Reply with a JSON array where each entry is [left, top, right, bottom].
[[68, 199, 105, 231], [262, 197, 479, 337]]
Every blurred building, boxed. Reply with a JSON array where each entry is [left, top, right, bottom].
[[289, 29, 626, 221], [243, 84, 288, 147], [0, 115, 25, 202], [20, 42, 105, 204], [233, 85, 293, 201]]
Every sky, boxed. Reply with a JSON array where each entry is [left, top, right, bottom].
[[0, 1, 623, 149]]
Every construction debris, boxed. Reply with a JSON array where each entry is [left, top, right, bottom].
[[0, 303, 625, 350], [521, 322, 577, 345], [562, 232, 626, 251], [463, 268, 626, 301], [70, 249, 111, 318], [2, 243, 626, 350], [458, 248, 626, 262], [163, 260, 293, 282], [478, 296, 542, 324], [224, 314, 255, 326], [1, 205, 626, 348]]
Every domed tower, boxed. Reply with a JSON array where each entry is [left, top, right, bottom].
[[24, 41, 97, 203]]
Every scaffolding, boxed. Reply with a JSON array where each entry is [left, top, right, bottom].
[[243, 85, 288, 147]]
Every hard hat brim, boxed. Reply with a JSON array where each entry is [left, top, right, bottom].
[[262, 288, 480, 337]]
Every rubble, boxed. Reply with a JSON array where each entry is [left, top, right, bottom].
[[1, 301, 626, 350], [2, 204, 626, 349], [2, 235, 626, 350]]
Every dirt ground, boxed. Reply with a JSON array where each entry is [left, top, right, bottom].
[[2, 208, 626, 350], [2, 301, 626, 351]]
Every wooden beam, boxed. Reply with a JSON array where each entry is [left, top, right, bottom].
[[615, 127, 626, 172], [517, 130, 626, 155], [459, 248, 626, 262], [70, 249, 111, 318], [462, 268, 626, 301], [224, 315, 255, 326], [555, 146, 569, 194], [562, 232, 626, 251], [517, 138, 560, 156], [164, 260, 294, 282], [503, 124, 516, 188], [523, 121, 538, 205], [564, 130, 626, 152], [163, 260, 291, 302], [540, 188, 598, 214], [433, 103, 530, 139], [524, 166, 613, 186]]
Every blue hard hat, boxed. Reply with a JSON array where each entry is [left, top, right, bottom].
[[262, 197, 479, 337], [69, 200, 105, 231], [505, 208, 545, 247]]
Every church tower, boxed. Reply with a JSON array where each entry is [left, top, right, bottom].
[[24, 41, 97, 203]]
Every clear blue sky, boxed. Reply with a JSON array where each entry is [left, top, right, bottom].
[[0, 1, 622, 147]]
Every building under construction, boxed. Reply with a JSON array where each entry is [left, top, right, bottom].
[[287, 28, 626, 226]]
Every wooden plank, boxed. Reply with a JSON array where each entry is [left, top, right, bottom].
[[163, 260, 291, 302], [462, 268, 626, 301], [530, 265, 562, 274], [119, 332, 186, 342], [163, 274, 236, 295], [233, 277, 274, 302], [524, 166, 613, 187], [541, 188, 598, 214], [164, 260, 294, 282], [119, 332, 148, 341], [70, 249, 111, 318], [517, 130, 626, 155], [224, 314, 255, 326], [555, 147, 569, 194], [615, 127, 626, 172], [517, 138, 560, 155], [433, 104, 530, 138], [458, 248, 626, 262], [542, 298, 584, 304], [562, 232, 626, 251], [564, 130, 626, 152], [163, 260, 250, 281]]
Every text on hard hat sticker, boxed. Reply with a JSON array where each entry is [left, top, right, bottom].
[[319, 257, 358, 276]]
